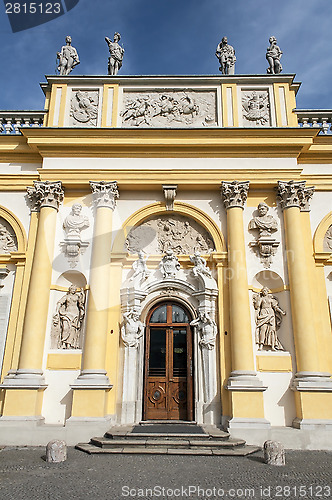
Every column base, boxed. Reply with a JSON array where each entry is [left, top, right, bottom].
[[291, 372, 332, 391], [293, 418, 332, 430], [1, 387, 45, 417], [293, 390, 332, 424], [71, 388, 111, 418], [1, 369, 47, 389], [70, 370, 112, 390], [226, 417, 271, 430], [225, 370, 267, 391]]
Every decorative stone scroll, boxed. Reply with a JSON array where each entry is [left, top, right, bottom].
[[242, 90, 271, 127], [276, 180, 315, 211], [159, 250, 180, 279], [249, 203, 280, 268], [121, 90, 217, 128], [90, 181, 119, 210], [253, 287, 286, 351], [51, 285, 86, 349], [70, 90, 99, 127], [27, 181, 64, 211], [221, 180, 249, 209], [121, 307, 144, 348], [125, 215, 215, 255], [0, 218, 17, 253], [324, 225, 332, 251], [61, 203, 90, 268]]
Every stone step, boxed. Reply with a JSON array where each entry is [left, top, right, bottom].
[[76, 442, 260, 456], [104, 431, 209, 440], [90, 436, 246, 449]]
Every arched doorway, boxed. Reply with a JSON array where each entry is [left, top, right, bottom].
[[143, 301, 194, 421]]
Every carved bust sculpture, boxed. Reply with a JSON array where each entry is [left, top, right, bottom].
[[253, 287, 286, 351], [249, 203, 278, 238], [159, 249, 181, 279], [105, 32, 124, 75], [266, 36, 282, 74], [215, 36, 236, 75], [52, 285, 85, 349], [63, 203, 89, 239], [121, 307, 144, 348], [190, 311, 217, 350], [57, 36, 80, 76]]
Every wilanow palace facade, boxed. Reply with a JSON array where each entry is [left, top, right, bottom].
[[0, 74, 331, 448]]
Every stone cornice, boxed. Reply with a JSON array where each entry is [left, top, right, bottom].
[[20, 127, 321, 159]]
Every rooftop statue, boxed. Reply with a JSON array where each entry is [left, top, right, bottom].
[[215, 36, 236, 75], [57, 36, 80, 76], [266, 36, 282, 74], [105, 32, 124, 75]]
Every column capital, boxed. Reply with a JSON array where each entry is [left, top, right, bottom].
[[90, 181, 119, 210], [276, 180, 315, 211], [27, 181, 64, 212], [221, 181, 249, 209]]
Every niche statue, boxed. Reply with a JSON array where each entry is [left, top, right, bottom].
[[52, 285, 85, 349], [253, 287, 286, 351]]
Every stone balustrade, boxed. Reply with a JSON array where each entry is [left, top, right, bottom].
[[0, 111, 47, 134], [296, 109, 332, 134]]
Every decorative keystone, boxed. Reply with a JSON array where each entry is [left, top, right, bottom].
[[89, 181, 119, 210], [221, 181, 250, 209], [277, 180, 315, 212], [27, 181, 64, 211], [162, 185, 177, 211]]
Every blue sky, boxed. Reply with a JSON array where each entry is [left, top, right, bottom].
[[0, 0, 331, 110]]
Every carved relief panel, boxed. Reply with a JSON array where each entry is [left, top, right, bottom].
[[323, 225, 332, 251], [121, 89, 218, 128], [125, 215, 215, 255], [70, 89, 100, 127], [242, 90, 271, 127], [0, 218, 17, 254]]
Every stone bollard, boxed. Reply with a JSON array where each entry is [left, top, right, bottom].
[[46, 440, 67, 463], [263, 440, 285, 466]]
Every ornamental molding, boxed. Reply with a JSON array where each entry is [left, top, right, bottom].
[[276, 180, 315, 211], [221, 180, 250, 209], [26, 181, 64, 211], [90, 181, 119, 210]]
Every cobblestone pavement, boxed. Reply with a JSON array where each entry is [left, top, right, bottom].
[[0, 447, 331, 500]]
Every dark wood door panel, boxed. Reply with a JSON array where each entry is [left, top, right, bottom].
[[144, 302, 194, 421]]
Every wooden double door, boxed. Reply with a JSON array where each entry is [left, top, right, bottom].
[[143, 302, 194, 421]]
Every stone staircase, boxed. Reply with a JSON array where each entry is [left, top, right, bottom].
[[76, 421, 260, 456]]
